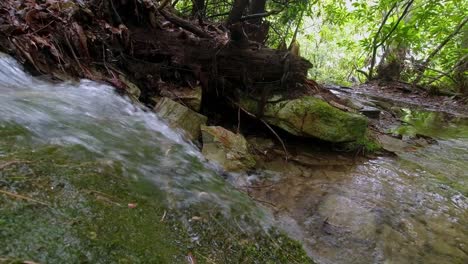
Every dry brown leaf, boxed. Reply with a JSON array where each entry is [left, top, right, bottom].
[[24, 9, 38, 24], [71, 22, 89, 58], [31, 35, 50, 48], [186, 253, 196, 264]]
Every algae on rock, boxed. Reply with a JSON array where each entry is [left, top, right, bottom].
[[240, 95, 368, 142]]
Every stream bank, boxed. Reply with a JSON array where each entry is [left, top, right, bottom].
[[1, 1, 467, 263], [1, 35, 467, 264], [0, 55, 312, 263]]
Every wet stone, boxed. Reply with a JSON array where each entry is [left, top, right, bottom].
[[159, 85, 203, 112], [359, 106, 381, 119], [154, 97, 207, 141], [201, 126, 256, 172], [240, 94, 368, 142], [318, 194, 376, 241]]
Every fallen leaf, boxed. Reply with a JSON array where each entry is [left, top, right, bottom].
[[186, 252, 196, 264]]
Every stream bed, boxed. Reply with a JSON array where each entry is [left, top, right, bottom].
[[0, 53, 467, 263], [241, 103, 468, 264]]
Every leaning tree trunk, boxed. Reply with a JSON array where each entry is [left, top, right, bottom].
[[454, 28, 468, 95], [413, 17, 468, 85]]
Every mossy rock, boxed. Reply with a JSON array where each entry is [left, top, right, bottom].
[[159, 85, 203, 112], [241, 95, 368, 142], [0, 122, 313, 263], [154, 97, 207, 140], [201, 126, 256, 172]]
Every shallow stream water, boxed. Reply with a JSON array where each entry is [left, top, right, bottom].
[[0, 53, 467, 263], [246, 107, 468, 264]]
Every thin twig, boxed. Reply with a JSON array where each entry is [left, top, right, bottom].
[[259, 119, 289, 161], [248, 194, 277, 208], [0, 189, 50, 206], [0, 160, 30, 170], [240, 182, 279, 189], [160, 210, 167, 222], [83, 189, 122, 206], [237, 99, 241, 134], [30, 21, 55, 35], [64, 34, 86, 74], [0, 258, 40, 264], [227, 97, 289, 160]]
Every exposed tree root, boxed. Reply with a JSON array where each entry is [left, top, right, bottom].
[[0, 0, 313, 110]]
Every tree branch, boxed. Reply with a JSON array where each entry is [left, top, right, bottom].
[[240, 10, 281, 21], [414, 16, 468, 85], [368, 2, 397, 79], [158, 9, 211, 38], [377, 0, 414, 49]]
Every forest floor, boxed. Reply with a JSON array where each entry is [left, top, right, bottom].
[[355, 81, 467, 116]]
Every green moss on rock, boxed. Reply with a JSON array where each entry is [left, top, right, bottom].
[[0, 123, 312, 264], [241, 95, 368, 142]]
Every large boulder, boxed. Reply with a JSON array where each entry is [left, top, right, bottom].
[[201, 126, 256, 172], [154, 97, 207, 140], [240, 95, 368, 142]]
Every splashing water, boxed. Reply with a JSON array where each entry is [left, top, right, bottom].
[[0, 53, 251, 211]]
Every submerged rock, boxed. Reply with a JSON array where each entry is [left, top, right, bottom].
[[319, 194, 376, 240], [376, 134, 410, 153], [201, 126, 256, 172], [241, 95, 368, 142], [154, 97, 207, 140]]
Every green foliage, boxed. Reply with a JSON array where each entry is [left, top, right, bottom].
[[173, 0, 467, 92]]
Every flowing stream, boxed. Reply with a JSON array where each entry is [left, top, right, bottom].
[[0, 53, 253, 211], [0, 53, 467, 263]]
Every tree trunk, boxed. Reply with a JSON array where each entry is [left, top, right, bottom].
[[249, 0, 267, 25], [227, 0, 250, 24], [191, 0, 205, 18], [454, 28, 468, 95], [369, 0, 413, 80]]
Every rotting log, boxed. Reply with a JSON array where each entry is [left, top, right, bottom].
[[0, 0, 313, 106]]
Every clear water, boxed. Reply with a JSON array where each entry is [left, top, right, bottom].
[[246, 113, 468, 264]]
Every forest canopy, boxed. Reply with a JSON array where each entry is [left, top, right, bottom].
[[175, 0, 467, 93]]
